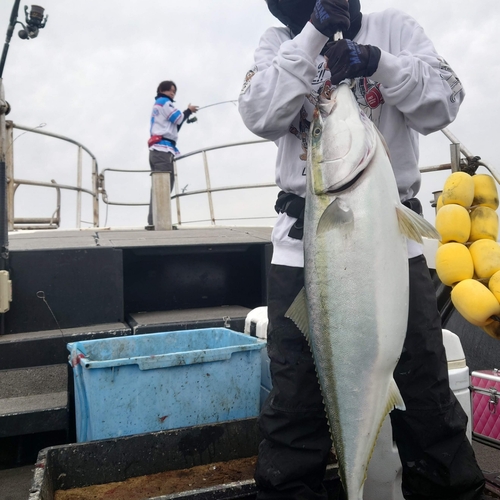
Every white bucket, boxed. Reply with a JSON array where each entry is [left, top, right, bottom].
[[364, 328, 471, 500]]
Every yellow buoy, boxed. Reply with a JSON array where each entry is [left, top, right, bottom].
[[488, 269, 500, 302], [442, 172, 474, 207], [469, 239, 500, 279], [472, 174, 499, 210], [481, 321, 500, 340], [483, 270, 500, 339], [435, 204, 471, 243], [451, 279, 500, 326], [436, 194, 444, 211], [469, 206, 499, 242], [435, 243, 474, 286]]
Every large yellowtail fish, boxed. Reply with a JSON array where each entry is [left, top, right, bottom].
[[285, 82, 440, 499]]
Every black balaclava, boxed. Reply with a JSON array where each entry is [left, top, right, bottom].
[[344, 0, 362, 40], [266, 0, 362, 39]]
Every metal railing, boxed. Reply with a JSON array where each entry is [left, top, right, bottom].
[[100, 138, 278, 227], [422, 128, 500, 180], [4, 123, 500, 230], [6, 121, 99, 229]]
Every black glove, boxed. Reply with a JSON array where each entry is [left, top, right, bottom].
[[310, 0, 350, 38], [324, 39, 381, 85]]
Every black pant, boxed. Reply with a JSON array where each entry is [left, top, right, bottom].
[[148, 149, 175, 226], [255, 256, 485, 500]]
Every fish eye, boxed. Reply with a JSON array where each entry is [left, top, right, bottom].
[[313, 126, 322, 137]]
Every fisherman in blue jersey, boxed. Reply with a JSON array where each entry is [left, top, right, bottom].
[[147, 80, 198, 229]]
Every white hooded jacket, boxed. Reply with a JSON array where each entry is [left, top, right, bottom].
[[239, 8, 464, 267]]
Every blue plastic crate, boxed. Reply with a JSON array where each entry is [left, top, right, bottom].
[[68, 328, 266, 442]]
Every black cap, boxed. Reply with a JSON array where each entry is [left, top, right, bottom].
[[266, 0, 362, 38]]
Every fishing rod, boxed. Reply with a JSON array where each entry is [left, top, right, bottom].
[[187, 100, 238, 123]]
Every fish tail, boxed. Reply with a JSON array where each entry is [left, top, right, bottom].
[[396, 204, 441, 243]]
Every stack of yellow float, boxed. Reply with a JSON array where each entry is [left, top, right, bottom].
[[435, 171, 500, 339]]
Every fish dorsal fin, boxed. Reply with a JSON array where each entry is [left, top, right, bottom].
[[317, 199, 353, 236], [396, 204, 441, 244], [285, 287, 309, 338]]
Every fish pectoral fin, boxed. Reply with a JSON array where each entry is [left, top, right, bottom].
[[396, 204, 441, 244], [387, 378, 406, 413], [284, 287, 310, 337], [317, 199, 353, 235]]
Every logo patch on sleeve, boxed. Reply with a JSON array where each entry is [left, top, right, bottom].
[[439, 58, 464, 103], [240, 66, 257, 95]]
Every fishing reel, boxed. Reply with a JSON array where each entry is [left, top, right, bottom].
[[187, 116, 198, 124], [18, 5, 48, 40]]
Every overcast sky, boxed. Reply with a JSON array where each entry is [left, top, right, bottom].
[[1, 0, 498, 229]]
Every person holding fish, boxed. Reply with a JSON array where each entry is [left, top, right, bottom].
[[239, 0, 486, 499]]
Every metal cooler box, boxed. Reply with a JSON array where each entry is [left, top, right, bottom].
[[471, 369, 500, 447]]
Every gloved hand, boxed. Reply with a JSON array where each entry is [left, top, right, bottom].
[[324, 39, 381, 85], [310, 0, 350, 38]]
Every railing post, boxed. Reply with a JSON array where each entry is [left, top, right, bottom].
[[76, 146, 82, 228], [0, 79, 10, 333], [450, 143, 461, 173], [151, 171, 172, 230], [173, 159, 182, 226], [202, 150, 216, 225], [5, 120, 14, 230], [431, 190, 442, 215], [92, 158, 99, 227], [0, 78, 9, 260]]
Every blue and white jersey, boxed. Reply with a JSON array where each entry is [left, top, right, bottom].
[[149, 96, 185, 155]]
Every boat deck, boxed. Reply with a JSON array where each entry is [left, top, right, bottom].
[[1, 226, 499, 499], [7, 226, 274, 251], [1, 440, 498, 500]]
